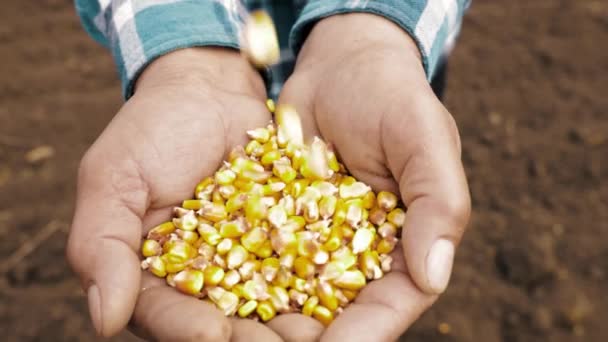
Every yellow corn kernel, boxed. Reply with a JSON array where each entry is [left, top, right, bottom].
[[261, 150, 282, 166], [278, 196, 296, 216], [272, 267, 293, 288], [300, 137, 331, 180], [216, 238, 234, 255], [332, 247, 357, 269], [166, 273, 176, 287], [316, 280, 339, 311], [176, 229, 199, 245], [303, 200, 320, 223], [255, 239, 273, 258], [307, 220, 331, 242], [197, 243, 216, 260], [268, 286, 290, 313], [289, 289, 309, 307], [266, 99, 276, 113], [291, 148, 304, 171], [296, 231, 319, 259], [311, 181, 338, 196], [213, 254, 227, 269], [312, 249, 329, 265], [163, 260, 187, 274], [332, 199, 347, 226], [214, 169, 236, 186], [245, 139, 264, 157], [268, 205, 288, 228], [219, 219, 247, 239], [278, 250, 295, 269], [334, 288, 349, 306], [302, 296, 319, 316], [194, 177, 214, 196], [362, 191, 376, 209], [247, 127, 271, 143], [245, 194, 269, 223], [376, 237, 398, 255], [172, 210, 199, 231], [147, 221, 176, 241], [225, 193, 248, 213], [182, 199, 203, 210], [143, 256, 167, 277], [262, 257, 280, 282], [369, 207, 387, 226], [340, 225, 355, 241], [198, 202, 227, 222], [262, 182, 286, 196], [241, 227, 268, 252], [212, 188, 224, 204], [227, 245, 249, 269], [173, 269, 204, 296], [312, 305, 334, 326], [319, 195, 337, 219], [291, 276, 307, 292], [387, 208, 406, 227], [380, 254, 393, 272], [198, 223, 222, 246], [333, 270, 366, 290], [238, 300, 259, 318], [273, 161, 297, 183], [256, 301, 277, 322], [242, 280, 258, 301], [289, 179, 310, 198], [319, 261, 345, 281], [221, 269, 241, 289], [163, 240, 197, 263], [282, 216, 305, 232], [276, 104, 304, 147], [352, 228, 375, 254], [340, 176, 356, 186], [203, 265, 225, 286], [217, 291, 240, 316], [339, 182, 371, 199], [377, 222, 397, 239], [326, 150, 340, 172], [377, 191, 398, 212], [359, 250, 382, 280], [141, 239, 162, 257], [341, 289, 358, 301], [322, 235, 341, 252], [344, 199, 363, 227], [189, 255, 208, 270], [304, 278, 318, 296], [294, 256, 316, 279], [238, 260, 259, 281], [218, 185, 237, 199], [270, 229, 297, 255]]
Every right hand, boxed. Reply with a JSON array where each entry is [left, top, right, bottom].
[[66, 48, 323, 341]]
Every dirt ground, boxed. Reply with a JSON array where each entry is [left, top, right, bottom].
[[1, 0, 606, 341]]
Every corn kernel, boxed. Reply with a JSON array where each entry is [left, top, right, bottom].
[[225, 193, 248, 213], [261, 150, 282, 166], [245, 139, 264, 157], [290, 179, 310, 198], [333, 270, 366, 290], [261, 257, 280, 282], [198, 243, 216, 260], [377, 191, 398, 212], [219, 219, 247, 239], [173, 269, 204, 295], [289, 289, 309, 307], [143, 256, 167, 277], [276, 104, 303, 147], [204, 265, 225, 286], [172, 210, 199, 231], [320, 261, 345, 281], [369, 207, 387, 225], [312, 305, 334, 326], [332, 247, 357, 269], [294, 256, 316, 279], [302, 296, 319, 316], [376, 237, 398, 255], [221, 269, 241, 289], [317, 280, 339, 311], [227, 245, 249, 269], [245, 194, 269, 223], [198, 223, 222, 246], [182, 199, 203, 210], [387, 208, 406, 227], [352, 228, 375, 254], [319, 195, 337, 219], [141, 239, 162, 257], [339, 182, 371, 199], [362, 191, 376, 209], [176, 230, 199, 245], [163, 259, 187, 273], [254, 239, 273, 258], [256, 301, 277, 322], [163, 240, 196, 263], [238, 260, 259, 281], [198, 202, 227, 222], [241, 227, 268, 252], [378, 222, 397, 239], [272, 267, 292, 288], [270, 229, 297, 256], [216, 238, 234, 255], [273, 162, 297, 183], [334, 288, 349, 306], [291, 277, 307, 292], [266, 99, 276, 113], [238, 300, 259, 318], [281, 216, 305, 232], [218, 185, 237, 199], [380, 254, 393, 272], [268, 205, 287, 228], [278, 196, 296, 216], [327, 150, 340, 172], [268, 286, 290, 313], [194, 177, 214, 196], [345, 199, 363, 227], [217, 291, 239, 316], [300, 137, 331, 180], [359, 250, 382, 280], [247, 127, 271, 143]]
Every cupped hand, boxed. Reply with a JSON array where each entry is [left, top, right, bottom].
[[66, 48, 323, 341], [278, 14, 471, 341]]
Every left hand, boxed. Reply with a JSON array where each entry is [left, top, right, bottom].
[[275, 13, 471, 341]]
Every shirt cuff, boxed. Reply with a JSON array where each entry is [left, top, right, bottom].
[[290, 0, 467, 81], [103, 1, 245, 99]]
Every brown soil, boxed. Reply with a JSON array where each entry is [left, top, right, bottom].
[[1, 0, 606, 341]]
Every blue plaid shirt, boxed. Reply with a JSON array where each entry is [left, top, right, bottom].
[[75, 0, 470, 99]]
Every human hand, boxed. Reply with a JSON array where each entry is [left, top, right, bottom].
[[278, 14, 471, 341], [66, 47, 322, 341]]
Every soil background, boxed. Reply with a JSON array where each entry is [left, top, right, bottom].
[[0, 0, 606, 341]]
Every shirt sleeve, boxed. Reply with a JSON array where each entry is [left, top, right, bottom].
[[74, 0, 247, 99], [290, 0, 471, 80]]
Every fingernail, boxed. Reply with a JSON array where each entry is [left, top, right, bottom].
[[426, 239, 455, 294], [87, 284, 103, 335]]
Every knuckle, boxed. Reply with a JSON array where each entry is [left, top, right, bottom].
[[442, 193, 472, 231]]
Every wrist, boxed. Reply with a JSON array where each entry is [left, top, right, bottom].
[[296, 13, 422, 72], [135, 47, 266, 99]]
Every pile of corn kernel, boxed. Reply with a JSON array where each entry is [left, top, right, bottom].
[[140, 105, 404, 326]]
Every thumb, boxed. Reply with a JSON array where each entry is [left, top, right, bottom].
[[66, 150, 146, 337], [383, 97, 471, 294]]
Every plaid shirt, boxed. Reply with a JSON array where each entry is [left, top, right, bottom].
[[76, 0, 470, 99]]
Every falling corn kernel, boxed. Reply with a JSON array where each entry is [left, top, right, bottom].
[[139, 98, 406, 326], [242, 10, 280, 68]]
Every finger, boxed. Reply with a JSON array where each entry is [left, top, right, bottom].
[[66, 153, 148, 337], [383, 97, 471, 295], [131, 273, 231, 342], [277, 74, 321, 141], [266, 314, 324, 342], [230, 318, 282, 342]]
